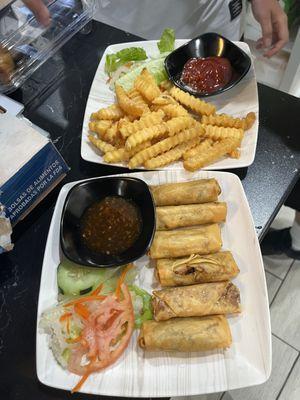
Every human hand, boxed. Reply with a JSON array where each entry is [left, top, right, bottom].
[[251, 0, 289, 57], [23, 0, 50, 26]]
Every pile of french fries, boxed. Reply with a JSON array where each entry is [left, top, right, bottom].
[[88, 69, 255, 171]]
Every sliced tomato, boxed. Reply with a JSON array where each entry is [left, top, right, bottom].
[[68, 283, 134, 378]]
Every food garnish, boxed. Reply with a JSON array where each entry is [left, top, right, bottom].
[[41, 265, 137, 393], [157, 28, 175, 53]]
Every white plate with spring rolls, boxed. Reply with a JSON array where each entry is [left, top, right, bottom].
[[36, 170, 271, 397], [81, 40, 259, 170]]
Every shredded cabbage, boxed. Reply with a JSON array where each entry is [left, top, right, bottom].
[[116, 57, 168, 91], [39, 305, 83, 369]]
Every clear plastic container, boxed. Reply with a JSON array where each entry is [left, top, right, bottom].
[[0, 0, 96, 93]]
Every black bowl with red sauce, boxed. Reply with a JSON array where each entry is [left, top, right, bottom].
[[60, 177, 156, 268], [165, 32, 251, 98]]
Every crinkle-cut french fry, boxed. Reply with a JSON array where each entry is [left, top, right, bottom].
[[88, 134, 116, 154], [161, 103, 189, 118], [119, 110, 164, 138], [165, 116, 195, 136], [201, 113, 244, 129], [149, 104, 160, 112], [151, 134, 169, 144], [125, 116, 194, 149], [202, 112, 256, 130], [128, 126, 202, 168], [91, 104, 124, 120], [105, 141, 152, 164], [170, 86, 216, 116], [203, 124, 244, 142], [159, 80, 174, 92], [127, 88, 150, 114], [117, 117, 130, 133], [117, 117, 136, 135], [88, 120, 112, 137], [105, 123, 119, 143], [228, 148, 241, 158], [144, 137, 201, 169], [183, 139, 213, 160], [245, 112, 256, 130], [183, 138, 240, 171], [134, 68, 161, 102], [103, 148, 128, 163], [115, 84, 146, 117], [118, 116, 136, 127], [152, 94, 177, 106], [127, 141, 152, 157], [118, 115, 134, 124], [114, 135, 126, 149], [125, 123, 167, 149]]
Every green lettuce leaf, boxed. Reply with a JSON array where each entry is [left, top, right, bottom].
[[105, 47, 147, 73], [157, 28, 175, 53], [129, 285, 153, 328], [105, 54, 119, 74]]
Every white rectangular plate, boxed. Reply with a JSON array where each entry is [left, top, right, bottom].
[[81, 40, 259, 169], [36, 170, 271, 397]]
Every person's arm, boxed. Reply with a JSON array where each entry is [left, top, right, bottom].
[[251, 0, 289, 57], [23, 0, 50, 26]]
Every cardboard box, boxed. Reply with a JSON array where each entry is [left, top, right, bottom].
[[0, 112, 69, 229]]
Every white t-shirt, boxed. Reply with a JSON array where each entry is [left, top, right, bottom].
[[95, 0, 247, 41]]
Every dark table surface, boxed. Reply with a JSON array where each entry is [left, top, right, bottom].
[[1, 20, 300, 400]]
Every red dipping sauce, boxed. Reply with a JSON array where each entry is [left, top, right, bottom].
[[181, 56, 232, 94]]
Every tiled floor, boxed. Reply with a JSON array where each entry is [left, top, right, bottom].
[[173, 207, 300, 400]]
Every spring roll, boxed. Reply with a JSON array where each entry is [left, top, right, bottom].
[[156, 202, 227, 230], [149, 224, 222, 259], [156, 251, 239, 286], [138, 315, 232, 351], [150, 178, 221, 206], [152, 281, 241, 321]]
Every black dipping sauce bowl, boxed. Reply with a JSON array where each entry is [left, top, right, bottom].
[[165, 32, 251, 98], [60, 177, 156, 268]]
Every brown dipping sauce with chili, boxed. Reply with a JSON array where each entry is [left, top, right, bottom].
[[80, 196, 142, 255], [181, 56, 232, 94]]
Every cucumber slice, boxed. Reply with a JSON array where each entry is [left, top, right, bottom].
[[57, 259, 118, 296]]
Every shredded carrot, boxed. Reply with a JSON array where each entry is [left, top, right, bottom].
[[66, 317, 70, 335], [63, 295, 106, 308], [71, 355, 97, 393], [90, 282, 103, 297], [59, 312, 72, 322], [74, 303, 90, 320], [71, 373, 90, 393], [115, 264, 133, 300], [65, 335, 82, 344], [60, 313, 72, 334]]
